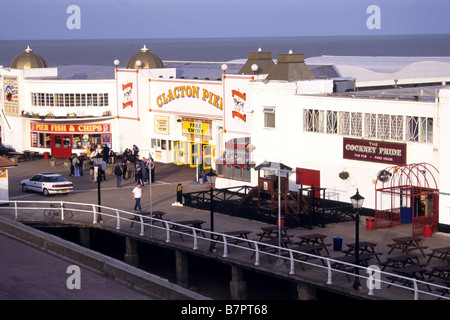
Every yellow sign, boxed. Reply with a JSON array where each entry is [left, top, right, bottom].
[[182, 119, 211, 140]]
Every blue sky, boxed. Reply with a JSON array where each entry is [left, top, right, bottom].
[[2, 0, 450, 40]]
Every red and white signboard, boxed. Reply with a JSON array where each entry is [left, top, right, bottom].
[[116, 69, 139, 120], [223, 74, 253, 135]]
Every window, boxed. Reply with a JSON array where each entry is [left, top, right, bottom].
[[263, 107, 276, 128], [407, 116, 433, 143], [30, 92, 109, 107], [339, 111, 350, 135], [351, 112, 362, 137], [326, 111, 338, 134], [304, 109, 323, 132], [391, 115, 404, 141], [377, 114, 390, 139], [365, 113, 377, 138]]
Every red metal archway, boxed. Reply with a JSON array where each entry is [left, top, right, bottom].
[[374, 163, 439, 236]]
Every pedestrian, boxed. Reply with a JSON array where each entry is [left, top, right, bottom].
[[141, 157, 148, 185], [89, 158, 94, 182], [135, 165, 143, 185], [150, 156, 155, 183], [78, 155, 86, 177], [93, 154, 103, 182], [132, 183, 142, 212], [102, 144, 110, 162], [101, 158, 107, 181], [69, 155, 75, 176], [114, 162, 123, 187], [72, 155, 80, 176], [133, 144, 139, 160], [121, 156, 128, 180]]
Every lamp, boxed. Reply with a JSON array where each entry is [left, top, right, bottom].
[[206, 169, 217, 252], [351, 189, 365, 210], [251, 64, 259, 73], [113, 59, 120, 67], [350, 189, 364, 290], [135, 60, 142, 68], [221, 64, 228, 74]]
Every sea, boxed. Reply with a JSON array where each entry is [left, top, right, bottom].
[[0, 34, 449, 67]]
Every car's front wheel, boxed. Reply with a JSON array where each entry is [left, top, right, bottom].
[[22, 184, 28, 192], [43, 188, 50, 196]]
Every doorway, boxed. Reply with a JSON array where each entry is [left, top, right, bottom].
[[51, 134, 72, 158]]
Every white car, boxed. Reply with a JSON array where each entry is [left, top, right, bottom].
[[20, 173, 73, 196]]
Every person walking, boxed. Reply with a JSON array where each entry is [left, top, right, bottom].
[[135, 165, 143, 185], [150, 156, 155, 183], [114, 162, 123, 187], [132, 183, 142, 212], [72, 155, 80, 177], [121, 156, 128, 180]]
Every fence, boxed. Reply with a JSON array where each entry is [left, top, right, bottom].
[[1, 200, 449, 300]]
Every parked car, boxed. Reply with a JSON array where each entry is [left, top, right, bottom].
[[20, 173, 73, 196], [0, 144, 15, 156]]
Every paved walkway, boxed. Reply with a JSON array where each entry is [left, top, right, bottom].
[[3, 157, 450, 300]]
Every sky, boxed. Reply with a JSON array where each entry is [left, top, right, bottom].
[[1, 0, 450, 40]]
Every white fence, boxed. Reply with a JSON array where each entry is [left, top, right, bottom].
[[2, 200, 450, 300]]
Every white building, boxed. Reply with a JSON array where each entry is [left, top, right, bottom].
[[2, 44, 450, 235]]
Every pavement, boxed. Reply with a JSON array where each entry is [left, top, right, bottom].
[[2, 157, 450, 300], [1, 157, 205, 300]]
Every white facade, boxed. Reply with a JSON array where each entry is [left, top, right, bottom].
[[1, 50, 450, 233]]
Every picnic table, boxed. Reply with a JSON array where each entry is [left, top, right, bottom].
[[210, 230, 253, 251], [387, 265, 432, 291], [331, 253, 374, 280], [170, 219, 207, 240], [290, 244, 329, 266], [427, 246, 450, 263], [130, 210, 167, 228], [253, 238, 292, 262], [296, 233, 330, 254], [427, 265, 450, 281], [257, 226, 291, 241], [344, 241, 382, 262], [381, 254, 421, 271], [387, 236, 428, 257]]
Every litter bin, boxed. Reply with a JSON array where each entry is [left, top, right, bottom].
[[277, 217, 285, 227], [366, 217, 375, 231], [333, 237, 343, 251], [424, 224, 432, 238]]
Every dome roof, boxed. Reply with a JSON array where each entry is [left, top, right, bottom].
[[11, 45, 48, 69], [126, 44, 164, 69]]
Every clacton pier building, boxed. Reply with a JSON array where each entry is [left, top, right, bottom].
[[2, 44, 450, 236]]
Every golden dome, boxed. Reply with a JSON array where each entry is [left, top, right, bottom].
[[126, 44, 164, 69], [11, 45, 48, 69]]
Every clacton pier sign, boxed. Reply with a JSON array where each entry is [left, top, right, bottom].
[[343, 138, 406, 165]]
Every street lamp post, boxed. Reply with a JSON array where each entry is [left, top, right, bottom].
[[206, 169, 217, 252], [350, 189, 365, 291]]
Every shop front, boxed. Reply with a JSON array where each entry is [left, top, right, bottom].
[[30, 121, 112, 158], [149, 78, 224, 168]]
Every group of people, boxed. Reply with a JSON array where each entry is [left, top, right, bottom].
[[113, 144, 155, 188], [68, 154, 85, 177], [68, 144, 156, 213]]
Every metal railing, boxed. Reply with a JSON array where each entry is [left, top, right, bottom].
[[2, 200, 449, 300]]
